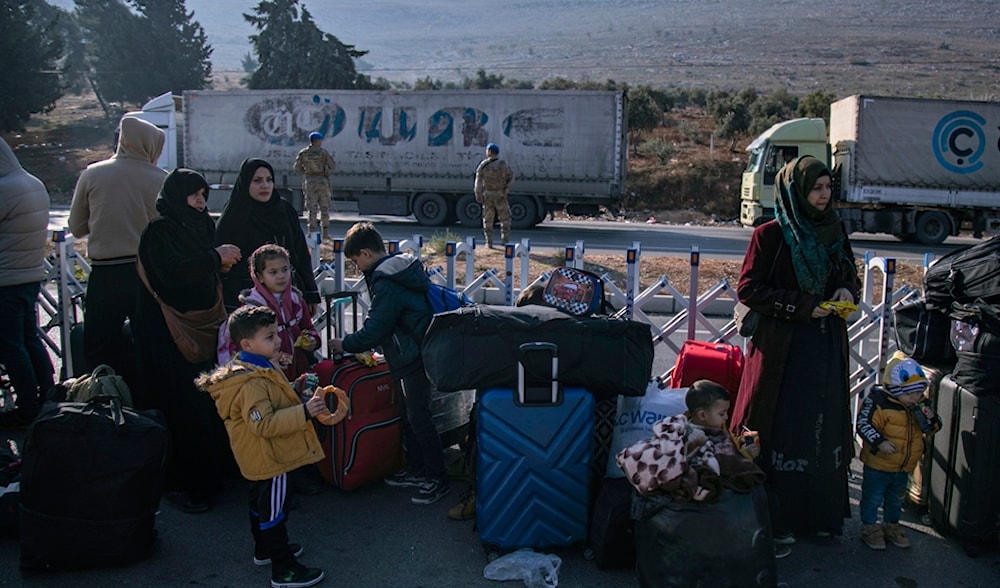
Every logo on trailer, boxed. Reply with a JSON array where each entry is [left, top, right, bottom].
[[932, 110, 986, 174]]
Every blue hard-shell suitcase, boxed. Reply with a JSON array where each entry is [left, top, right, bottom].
[[476, 342, 594, 550]]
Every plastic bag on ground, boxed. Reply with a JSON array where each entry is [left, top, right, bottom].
[[483, 549, 562, 588]]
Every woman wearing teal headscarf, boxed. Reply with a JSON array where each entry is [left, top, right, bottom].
[[730, 156, 861, 550]]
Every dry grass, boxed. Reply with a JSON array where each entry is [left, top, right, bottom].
[[319, 241, 924, 299]]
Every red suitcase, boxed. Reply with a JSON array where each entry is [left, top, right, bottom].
[[669, 340, 744, 399], [311, 357, 403, 490]]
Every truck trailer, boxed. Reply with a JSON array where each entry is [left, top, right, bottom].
[[125, 89, 628, 229], [739, 95, 1000, 244]]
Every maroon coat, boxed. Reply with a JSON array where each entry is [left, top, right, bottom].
[[729, 220, 860, 448]]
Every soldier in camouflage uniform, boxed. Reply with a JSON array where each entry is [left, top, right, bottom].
[[293, 132, 337, 238], [474, 143, 514, 248]]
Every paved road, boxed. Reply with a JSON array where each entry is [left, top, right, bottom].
[[1, 427, 997, 588], [3, 318, 999, 586], [47, 206, 978, 263], [20, 207, 998, 586]]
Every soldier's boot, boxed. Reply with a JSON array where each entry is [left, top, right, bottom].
[[321, 225, 329, 240]]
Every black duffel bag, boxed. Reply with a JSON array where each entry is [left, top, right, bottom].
[[633, 486, 777, 588], [19, 398, 169, 571], [893, 297, 955, 366], [422, 304, 653, 399], [923, 236, 1000, 309]]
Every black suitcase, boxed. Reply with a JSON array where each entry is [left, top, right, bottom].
[[589, 477, 637, 570], [19, 398, 169, 570], [923, 236, 1000, 309], [929, 375, 1000, 556]]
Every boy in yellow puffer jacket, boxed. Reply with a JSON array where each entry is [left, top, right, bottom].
[[197, 306, 328, 588], [856, 352, 941, 551]]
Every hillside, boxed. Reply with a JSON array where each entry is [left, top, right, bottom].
[[46, 0, 1000, 98], [9, 0, 1000, 218]]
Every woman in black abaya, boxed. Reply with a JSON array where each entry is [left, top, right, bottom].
[[215, 158, 319, 313], [134, 168, 241, 513]]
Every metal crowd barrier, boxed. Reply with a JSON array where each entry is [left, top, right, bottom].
[[43, 230, 921, 394]]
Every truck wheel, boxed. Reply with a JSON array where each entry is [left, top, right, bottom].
[[412, 192, 449, 226], [455, 194, 482, 227], [508, 195, 538, 230], [915, 211, 951, 245]]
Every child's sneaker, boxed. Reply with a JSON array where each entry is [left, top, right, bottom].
[[883, 522, 911, 548], [447, 490, 476, 520], [384, 469, 426, 488], [861, 523, 886, 550], [254, 543, 304, 566], [271, 560, 324, 588], [411, 478, 451, 505]]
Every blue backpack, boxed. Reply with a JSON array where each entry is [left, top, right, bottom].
[[426, 282, 473, 314]]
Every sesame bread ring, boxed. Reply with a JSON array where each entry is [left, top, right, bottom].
[[313, 385, 349, 426]]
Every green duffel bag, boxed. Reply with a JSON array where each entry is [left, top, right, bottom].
[[66, 364, 134, 408]]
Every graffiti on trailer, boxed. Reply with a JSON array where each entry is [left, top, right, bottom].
[[358, 106, 417, 145], [428, 108, 490, 147], [244, 97, 346, 146], [244, 97, 565, 149], [503, 108, 564, 147]]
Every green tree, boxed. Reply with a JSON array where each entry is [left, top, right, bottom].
[[537, 77, 578, 90], [798, 90, 836, 122], [244, 0, 369, 89], [627, 87, 664, 135], [75, 0, 211, 106], [34, 1, 87, 93], [75, 0, 149, 105], [413, 76, 442, 90], [129, 0, 213, 94], [0, 0, 65, 131], [707, 90, 752, 149], [463, 69, 505, 90], [748, 88, 798, 136], [241, 51, 258, 74]]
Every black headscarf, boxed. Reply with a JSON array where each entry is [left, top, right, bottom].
[[774, 156, 849, 296], [156, 168, 215, 249], [216, 158, 288, 241]]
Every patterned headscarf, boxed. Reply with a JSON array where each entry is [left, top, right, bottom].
[[774, 156, 848, 296]]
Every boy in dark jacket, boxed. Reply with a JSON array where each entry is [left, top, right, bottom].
[[856, 352, 941, 551], [329, 222, 450, 505]]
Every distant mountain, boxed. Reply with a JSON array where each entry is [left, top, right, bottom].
[[47, 0, 1000, 98]]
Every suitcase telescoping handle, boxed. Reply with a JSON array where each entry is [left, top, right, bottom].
[[325, 291, 359, 361], [517, 342, 559, 406]]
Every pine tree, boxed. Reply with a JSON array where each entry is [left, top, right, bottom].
[[75, 0, 211, 107], [244, 0, 370, 89], [0, 0, 66, 131], [74, 0, 148, 105], [129, 0, 212, 94]]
